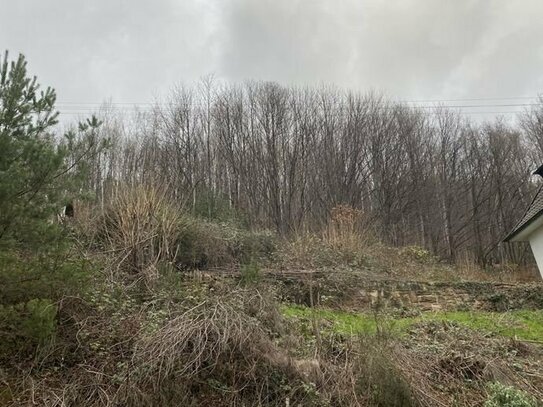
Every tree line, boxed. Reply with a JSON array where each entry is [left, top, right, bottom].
[[78, 81, 543, 266]]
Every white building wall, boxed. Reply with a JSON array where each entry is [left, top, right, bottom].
[[528, 226, 543, 278]]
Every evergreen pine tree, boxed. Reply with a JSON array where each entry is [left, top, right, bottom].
[[0, 51, 64, 246], [0, 51, 102, 304]]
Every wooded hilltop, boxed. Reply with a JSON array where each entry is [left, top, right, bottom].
[[81, 80, 543, 266]]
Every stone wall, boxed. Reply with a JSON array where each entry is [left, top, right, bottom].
[[272, 273, 543, 311]]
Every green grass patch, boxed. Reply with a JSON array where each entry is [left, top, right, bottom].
[[281, 305, 543, 341], [282, 305, 412, 336]]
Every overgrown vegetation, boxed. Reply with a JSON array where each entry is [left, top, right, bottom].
[[485, 383, 538, 407], [1, 51, 543, 406]]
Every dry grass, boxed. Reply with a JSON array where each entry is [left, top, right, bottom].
[[5, 278, 543, 407], [82, 184, 277, 285], [324, 205, 376, 250], [95, 184, 181, 283], [454, 254, 540, 283], [130, 300, 280, 401], [394, 322, 543, 407], [277, 205, 540, 284], [133, 299, 270, 378], [279, 205, 375, 269], [5, 288, 337, 406], [4, 202, 542, 406]]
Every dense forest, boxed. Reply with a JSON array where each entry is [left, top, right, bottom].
[[78, 81, 543, 266]]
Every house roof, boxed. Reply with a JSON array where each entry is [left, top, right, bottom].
[[504, 183, 543, 242]]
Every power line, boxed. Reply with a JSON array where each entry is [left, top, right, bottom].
[[55, 95, 542, 107], [55, 102, 543, 112], [53, 96, 543, 119], [408, 103, 541, 109], [56, 102, 158, 106], [55, 104, 542, 110], [400, 96, 539, 103], [55, 103, 541, 112], [57, 110, 524, 116]]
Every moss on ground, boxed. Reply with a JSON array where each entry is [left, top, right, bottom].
[[282, 305, 543, 341]]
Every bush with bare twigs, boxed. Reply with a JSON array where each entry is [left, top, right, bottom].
[[4, 288, 349, 407], [89, 184, 277, 282], [325, 205, 375, 250], [129, 299, 285, 405]]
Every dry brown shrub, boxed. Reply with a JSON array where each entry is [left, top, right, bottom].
[[324, 205, 375, 252], [173, 217, 237, 269], [88, 184, 276, 280], [6, 289, 312, 407], [392, 322, 543, 407], [132, 300, 273, 380], [452, 253, 541, 283], [124, 292, 321, 406], [349, 339, 417, 407], [279, 206, 375, 270], [95, 184, 181, 282]]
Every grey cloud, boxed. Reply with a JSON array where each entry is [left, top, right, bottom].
[[1, 0, 215, 103], [216, 0, 518, 99], [1, 0, 542, 115]]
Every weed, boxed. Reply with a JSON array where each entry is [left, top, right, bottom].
[[0, 298, 57, 360], [484, 382, 538, 407], [355, 340, 416, 407], [399, 245, 435, 263], [240, 261, 261, 285]]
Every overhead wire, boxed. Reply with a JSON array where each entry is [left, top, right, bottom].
[[53, 95, 543, 116]]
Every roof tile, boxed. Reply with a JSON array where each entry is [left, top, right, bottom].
[[504, 184, 543, 241]]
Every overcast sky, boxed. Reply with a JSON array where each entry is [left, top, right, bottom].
[[2, 0, 543, 120]]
